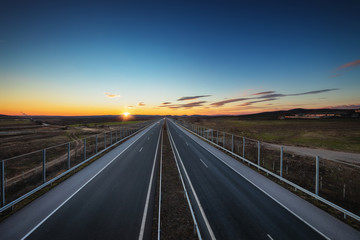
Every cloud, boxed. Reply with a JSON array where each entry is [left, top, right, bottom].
[[330, 74, 342, 78], [211, 89, 339, 107], [128, 105, 134, 108], [177, 95, 211, 101], [138, 102, 146, 106], [181, 101, 207, 108], [105, 92, 120, 98], [159, 101, 207, 109], [327, 104, 360, 110], [289, 88, 339, 96], [252, 91, 275, 96], [162, 102, 171, 105], [239, 98, 277, 106], [335, 59, 360, 71], [211, 98, 248, 107]]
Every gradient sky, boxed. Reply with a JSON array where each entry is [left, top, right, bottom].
[[1, 0, 360, 116]]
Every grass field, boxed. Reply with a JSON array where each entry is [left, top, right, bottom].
[[68, 120, 144, 127], [0, 119, 32, 125], [182, 117, 360, 153]]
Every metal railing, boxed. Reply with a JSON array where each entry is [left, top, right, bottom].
[[0, 121, 153, 212], [174, 120, 360, 222]]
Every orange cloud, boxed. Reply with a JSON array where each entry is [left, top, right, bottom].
[[335, 59, 360, 71], [105, 92, 120, 98], [138, 102, 146, 106]]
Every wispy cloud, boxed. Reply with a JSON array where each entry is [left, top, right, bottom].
[[238, 98, 276, 106], [177, 95, 211, 101], [289, 88, 339, 96], [211, 89, 339, 107], [105, 92, 120, 98], [138, 102, 146, 106], [252, 91, 275, 96], [210, 98, 248, 107], [159, 101, 207, 109], [335, 59, 360, 71], [327, 104, 360, 110], [162, 102, 171, 105]]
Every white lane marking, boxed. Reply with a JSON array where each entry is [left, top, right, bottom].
[[168, 124, 216, 240], [267, 234, 274, 240], [172, 120, 330, 240], [138, 124, 162, 240], [21, 122, 160, 240], [148, 137, 150, 140], [200, 159, 208, 168], [186, 142, 189, 146], [157, 129, 163, 240], [167, 126, 202, 240], [139, 147, 143, 152]]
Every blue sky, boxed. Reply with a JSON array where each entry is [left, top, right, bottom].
[[1, 0, 359, 115]]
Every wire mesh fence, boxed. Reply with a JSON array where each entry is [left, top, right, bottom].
[[178, 121, 360, 217], [0, 121, 152, 209]]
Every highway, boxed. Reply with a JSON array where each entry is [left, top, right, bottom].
[[0, 119, 163, 240], [167, 119, 359, 240]]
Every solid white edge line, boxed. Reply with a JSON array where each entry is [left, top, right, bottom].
[[157, 127, 163, 240], [267, 233, 274, 240], [139, 147, 143, 152], [21, 121, 159, 240], [168, 121, 216, 240], [173, 120, 331, 240], [138, 122, 162, 240], [167, 123, 203, 240], [199, 159, 208, 168]]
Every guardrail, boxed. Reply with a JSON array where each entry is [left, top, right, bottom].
[[0, 120, 154, 213], [174, 120, 360, 223]]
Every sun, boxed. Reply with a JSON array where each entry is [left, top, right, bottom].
[[123, 112, 130, 117]]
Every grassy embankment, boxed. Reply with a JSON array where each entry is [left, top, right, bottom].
[[186, 118, 360, 153]]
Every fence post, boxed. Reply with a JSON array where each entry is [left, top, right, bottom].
[[110, 132, 113, 145], [96, 135, 98, 154], [217, 131, 219, 145], [43, 149, 46, 183], [116, 131, 118, 142], [1, 160, 5, 207], [243, 137, 245, 158], [232, 135, 234, 152], [316, 156, 319, 195], [223, 133, 225, 147], [68, 142, 71, 169], [84, 138, 87, 160], [211, 130, 214, 142], [257, 141, 260, 168], [280, 146, 283, 177], [104, 133, 107, 149]]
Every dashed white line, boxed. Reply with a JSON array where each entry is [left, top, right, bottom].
[[200, 158, 208, 168], [20, 123, 157, 240], [186, 142, 189, 146], [139, 147, 143, 152], [267, 234, 274, 240], [148, 137, 150, 140]]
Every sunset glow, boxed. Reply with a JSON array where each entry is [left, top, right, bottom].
[[0, 1, 359, 116]]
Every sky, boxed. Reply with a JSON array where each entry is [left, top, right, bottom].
[[0, 0, 360, 116]]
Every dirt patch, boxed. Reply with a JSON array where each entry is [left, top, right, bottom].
[[152, 122, 197, 240]]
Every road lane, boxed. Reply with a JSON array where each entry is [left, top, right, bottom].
[[167, 119, 326, 240], [8, 120, 163, 240]]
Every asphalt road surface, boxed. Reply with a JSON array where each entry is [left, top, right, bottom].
[[0, 119, 163, 240], [167, 119, 331, 240]]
